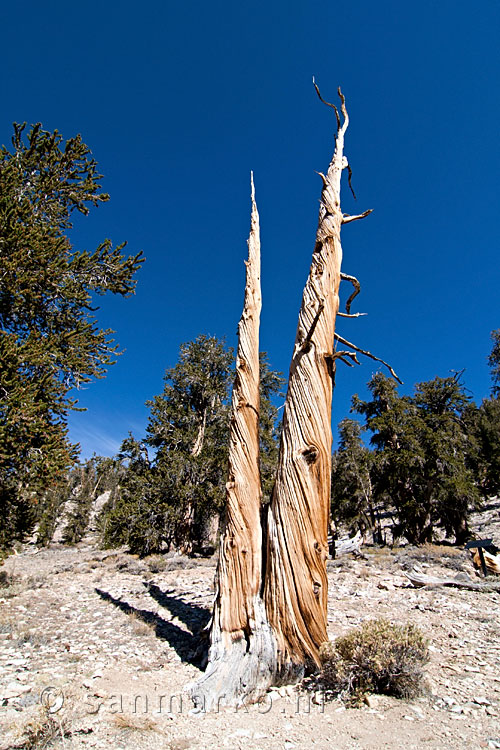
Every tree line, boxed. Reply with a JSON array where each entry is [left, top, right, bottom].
[[35, 329, 498, 556]]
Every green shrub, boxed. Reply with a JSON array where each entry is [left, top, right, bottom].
[[319, 618, 429, 702]]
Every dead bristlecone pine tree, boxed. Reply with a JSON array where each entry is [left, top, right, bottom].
[[190, 85, 390, 709], [189, 173, 276, 710]]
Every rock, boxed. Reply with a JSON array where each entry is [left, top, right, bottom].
[[410, 705, 425, 719], [442, 696, 457, 706], [232, 729, 252, 738], [1, 683, 31, 700], [474, 697, 492, 706]]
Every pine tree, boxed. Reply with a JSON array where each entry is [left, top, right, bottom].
[[0, 123, 143, 548], [353, 373, 479, 544], [464, 329, 500, 498], [331, 418, 379, 541], [412, 376, 480, 544], [259, 352, 285, 502], [488, 329, 500, 396], [100, 337, 283, 556], [146, 335, 234, 553]]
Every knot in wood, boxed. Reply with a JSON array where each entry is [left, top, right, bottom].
[[301, 445, 319, 465], [314, 262, 324, 276], [312, 581, 321, 598]]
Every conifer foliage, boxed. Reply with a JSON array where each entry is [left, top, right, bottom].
[[488, 329, 500, 397], [464, 329, 500, 498], [331, 418, 379, 542], [347, 372, 480, 544], [0, 122, 143, 547], [100, 336, 283, 556]]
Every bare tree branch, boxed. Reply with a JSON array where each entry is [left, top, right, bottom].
[[315, 171, 328, 188], [345, 160, 357, 200], [300, 302, 324, 352], [313, 76, 340, 129], [340, 272, 361, 314], [337, 87, 348, 126], [342, 209, 373, 224], [337, 311, 367, 318], [334, 333, 403, 384], [330, 350, 360, 366]]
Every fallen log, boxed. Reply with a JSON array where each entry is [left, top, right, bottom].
[[472, 549, 500, 576], [405, 571, 500, 592], [330, 530, 363, 558]]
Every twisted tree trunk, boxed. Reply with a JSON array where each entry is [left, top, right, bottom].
[[190, 88, 361, 707], [263, 88, 350, 677], [189, 175, 276, 709]]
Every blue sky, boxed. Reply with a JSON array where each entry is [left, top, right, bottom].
[[2, 1, 499, 458]]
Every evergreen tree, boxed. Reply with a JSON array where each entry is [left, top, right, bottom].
[[464, 399, 500, 498], [259, 352, 285, 502], [145, 335, 234, 553], [464, 330, 500, 498], [62, 455, 124, 544], [100, 337, 283, 556], [353, 372, 479, 544], [0, 122, 143, 547], [331, 418, 380, 541], [412, 375, 480, 544], [488, 329, 500, 396], [36, 470, 80, 545], [99, 436, 160, 553]]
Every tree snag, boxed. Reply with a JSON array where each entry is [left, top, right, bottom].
[[263, 85, 353, 677], [190, 85, 383, 708], [189, 174, 276, 709]]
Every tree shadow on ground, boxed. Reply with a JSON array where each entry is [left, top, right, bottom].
[[145, 582, 211, 632], [95, 587, 209, 667]]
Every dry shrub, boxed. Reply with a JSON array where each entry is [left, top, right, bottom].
[[145, 554, 168, 573], [18, 708, 67, 750], [127, 611, 154, 636], [319, 618, 429, 703], [112, 713, 158, 732], [15, 629, 51, 648], [0, 570, 26, 598]]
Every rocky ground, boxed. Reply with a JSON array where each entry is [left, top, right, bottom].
[[1, 501, 499, 750]]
